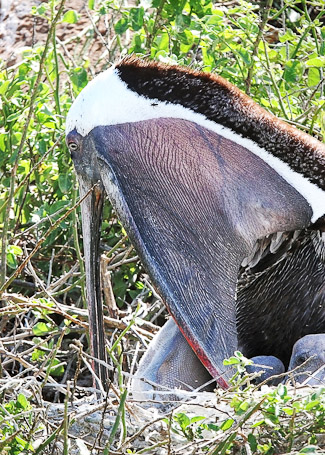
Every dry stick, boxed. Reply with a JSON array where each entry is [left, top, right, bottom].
[[107, 255, 139, 271], [104, 235, 128, 258], [3, 333, 65, 359], [136, 441, 169, 454], [0, 184, 95, 294], [0, 300, 87, 329], [0, 347, 66, 393], [47, 248, 55, 288], [245, 0, 273, 94], [101, 261, 119, 318], [14, 206, 67, 239], [0, 0, 66, 289], [47, 263, 80, 292], [1, 293, 157, 336], [85, 6, 111, 53], [55, 36, 77, 67], [71, 341, 83, 404], [23, 243, 59, 308], [0, 330, 33, 342], [119, 416, 167, 450], [106, 245, 134, 266], [94, 392, 112, 451]]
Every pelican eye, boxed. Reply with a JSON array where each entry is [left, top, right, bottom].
[[68, 142, 79, 153], [295, 353, 309, 365]]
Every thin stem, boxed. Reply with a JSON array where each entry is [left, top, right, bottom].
[[245, 0, 273, 94], [262, 38, 288, 119], [0, 184, 95, 294]]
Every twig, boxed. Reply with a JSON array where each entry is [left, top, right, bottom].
[[119, 416, 167, 450], [101, 259, 118, 318], [1, 293, 158, 336], [0, 184, 96, 294], [245, 0, 273, 94]]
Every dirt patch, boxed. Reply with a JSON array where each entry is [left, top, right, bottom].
[[0, 0, 115, 68]]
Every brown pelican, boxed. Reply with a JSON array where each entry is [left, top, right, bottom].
[[65, 57, 325, 393]]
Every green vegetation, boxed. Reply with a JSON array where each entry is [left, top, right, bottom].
[[0, 0, 324, 453]]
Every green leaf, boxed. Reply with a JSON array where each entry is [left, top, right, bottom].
[[114, 17, 129, 35], [299, 446, 320, 454], [248, 433, 257, 452], [6, 111, 22, 122], [277, 383, 287, 397], [32, 348, 45, 361], [176, 413, 191, 430], [129, 7, 144, 31], [251, 419, 265, 427], [33, 2, 48, 16], [62, 10, 79, 24], [8, 245, 23, 255], [49, 358, 64, 377], [0, 80, 10, 95], [206, 13, 223, 26], [88, 0, 95, 10], [33, 322, 53, 336], [70, 68, 88, 95], [305, 400, 320, 410], [15, 435, 34, 451], [307, 68, 320, 87], [238, 49, 251, 65], [220, 418, 234, 431], [58, 173, 72, 193], [239, 401, 250, 412], [154, 32, 169, 52], [223, 357, 240, 365], [7, 252, 17, 269], [190, 416, 205, 424], [17, 394, 29, 410], [19, 63, 30, 78], [282, 407, 294, 415], [293, 401, 302, 410], [306, 57, 325, 68], [206, 423, 219, 431], [283, 60, 303, 84], [178, 29, 194, 46]]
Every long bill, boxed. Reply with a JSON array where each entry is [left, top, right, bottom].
[[78, 176, 108, 390]]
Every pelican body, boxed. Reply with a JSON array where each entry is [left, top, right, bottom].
[[66, 58, 325, 393]]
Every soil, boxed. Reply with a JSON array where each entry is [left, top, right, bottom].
[[0, 0, 113, 68]]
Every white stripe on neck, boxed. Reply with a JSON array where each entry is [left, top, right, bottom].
[[66, 66, 325, 223]]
